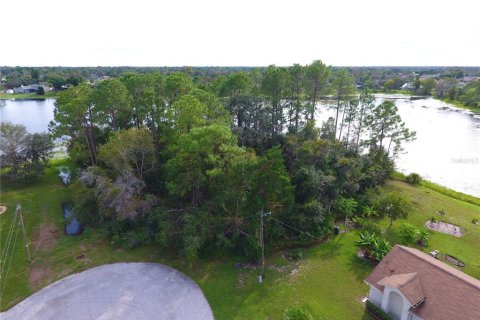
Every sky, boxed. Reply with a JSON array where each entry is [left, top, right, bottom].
[[2, 0, 479, 67]]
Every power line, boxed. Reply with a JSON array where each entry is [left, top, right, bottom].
[[0, 214, 20, 299], [0, 211, 18, 276], [268, 216, 324, 242]]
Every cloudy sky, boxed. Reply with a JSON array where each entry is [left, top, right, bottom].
[[2, 0, 479, 66]]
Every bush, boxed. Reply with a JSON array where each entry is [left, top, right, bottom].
[[405, 173, 422, 185], [352, 217, 381, 235], [283, 306, 313, 320], [399, 223, 430, 246], [356, 232, 392, 261], [430, 216, 438, 223], [399, 223, 418, 245], [285, 248, 304, 261], [366, 300, 391, 320], [472, 218, 478, 225]]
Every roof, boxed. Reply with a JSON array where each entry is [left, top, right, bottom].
[[365, 245, 480, 320], [378, 272, 425, 307]]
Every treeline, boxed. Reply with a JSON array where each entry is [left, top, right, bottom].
[[50, 61, 414, 262]]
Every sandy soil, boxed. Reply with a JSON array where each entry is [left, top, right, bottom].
[[32, 223, 58, 253]]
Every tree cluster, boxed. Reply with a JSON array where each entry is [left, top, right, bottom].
[[49, 62, 414, 263]]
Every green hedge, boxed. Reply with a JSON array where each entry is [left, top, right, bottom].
[[366, 300, 391, 320]]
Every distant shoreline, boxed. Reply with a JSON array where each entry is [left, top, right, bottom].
[[0, 92, 58, 100]]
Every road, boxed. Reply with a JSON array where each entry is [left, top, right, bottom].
[[1, 263, 214, 320]]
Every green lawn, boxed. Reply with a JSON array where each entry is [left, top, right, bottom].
[[1, 164, 479, 319], [382, 180, 480, 278], [0, 92, 57, 100]]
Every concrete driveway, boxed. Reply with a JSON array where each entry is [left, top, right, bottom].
[[1, 263, 214, 320]]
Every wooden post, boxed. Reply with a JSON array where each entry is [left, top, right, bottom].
[[16, 204, 31, 264]]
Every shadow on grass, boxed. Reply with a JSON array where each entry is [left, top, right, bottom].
[[345, 249, 376, 282]]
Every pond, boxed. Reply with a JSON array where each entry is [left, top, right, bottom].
[[62, 203, 82, 236]]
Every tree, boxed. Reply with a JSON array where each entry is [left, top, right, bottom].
[[331, 69, 356, 138], [78, 168, 156, 220], [0, 122, 53, 180], [166, 124, 244, 207], [383, 79, 396, 91], [262, 65, 288, 136], [52, 83, 98, 166], [99, 128, 156, 178], [365, 100, 415, 155], [336, 197, 357, 226], [36, 86, 45, 95], [374, 192, 411, 227], [287, 64, 305, 132], [93, 78, 131, 131], [303, 60, 330, 121]]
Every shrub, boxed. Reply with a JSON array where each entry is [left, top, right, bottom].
[[366, 300, 391, 320], [405, 173, 422, 185], [283, 306, 313, 320], [352, 216, 381, 235], [472, 218, 478, 225], [430, 216, 438, 223], [356, 232, 392, 261], [285, 248, 304, 261], [399, 223, 430, 246], [399, 223, 418, 245]]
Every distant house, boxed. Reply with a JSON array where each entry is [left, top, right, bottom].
[[5, 89, 14, 94], [14, 84, 50, 94], [364, 245, 480, 320], [401, 83, 414, 91], [462, 76, 479, 83]]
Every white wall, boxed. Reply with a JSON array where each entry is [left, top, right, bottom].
[[381, 286, 413, 320], [368, 286, 383, 307]]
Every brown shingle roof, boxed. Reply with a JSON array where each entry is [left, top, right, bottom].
[[365, 245, 480, 320], [378, 272, 425, 307]]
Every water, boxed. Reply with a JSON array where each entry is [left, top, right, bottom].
[[1, 97, 479, 197], [58, 167, 71, 185], [0, 98, 55, 133], [62, 204, 82, 235], [316, 94, 480, 197]]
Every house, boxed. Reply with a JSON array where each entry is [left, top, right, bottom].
[[14, 84, 50, 94], [401, 83, 414, 91], [5, 89, 14, 94], [364, 245, 480, 320]]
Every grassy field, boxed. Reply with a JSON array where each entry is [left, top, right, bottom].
[[382, 180, 480, 279], [1, 162, 479, 319], [0, 92, 57, 100]]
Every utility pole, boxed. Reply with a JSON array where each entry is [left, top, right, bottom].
[[17, 204, 31, 264], [259, 210, 271, 283]]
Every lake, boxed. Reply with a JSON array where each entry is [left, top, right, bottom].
[[316, 94, 480, 197], [0, 98, 55, 133], [1, 96, 479, 197]]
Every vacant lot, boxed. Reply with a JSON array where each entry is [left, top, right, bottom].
[[1, 163, 478, 319]]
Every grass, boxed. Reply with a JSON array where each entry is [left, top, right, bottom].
[[0, 160, 373, 319], [391, 171, 480, 207], [381, 180, 480, 279], [0, 92, 57, 100], [440, 98, 480, 113], [1, 163, 479, 319]]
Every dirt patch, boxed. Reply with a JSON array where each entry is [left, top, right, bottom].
[[425, 220, 463, 237], [443, 254, 465, 267], [33, 223, 59, 253], [0, 206, 7, 215], [29, 265, 52, 289]]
